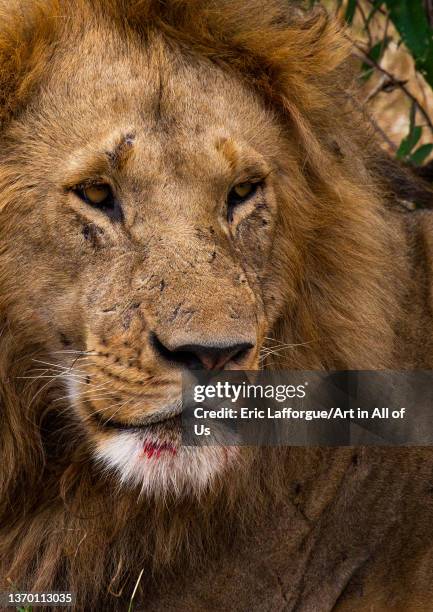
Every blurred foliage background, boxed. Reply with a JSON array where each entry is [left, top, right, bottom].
[[308, 0, 433, 166]]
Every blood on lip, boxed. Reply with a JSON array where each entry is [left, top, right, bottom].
[[141, 441, 177, 459]]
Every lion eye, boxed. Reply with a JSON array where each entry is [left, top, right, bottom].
[[233, 182, 254, 199], [227, 182, 260, 220], [73, 183, 123, 221], [81, 184, 112, 206]]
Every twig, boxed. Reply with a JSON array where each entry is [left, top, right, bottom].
[[349, 92, 398, 152], [357, 2, 373, 48], [365, 0, 387, 17], [363, 73, 390, 103], [350, 40, 433, 134]]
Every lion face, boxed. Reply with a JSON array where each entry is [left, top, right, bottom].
[[1, 31, 289, 496]]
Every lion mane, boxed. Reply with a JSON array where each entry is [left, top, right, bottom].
[[1, 1, 433, 610]]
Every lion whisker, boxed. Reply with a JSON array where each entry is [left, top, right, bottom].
[[18, 374, 87, 381], [27, 370, 76, 409], [80, 398, 133, 424], [53, 379, 116, 404], [32, 358, 85, 372], [51, 350, 98, 356], [100, 397, 135, 425], [261, 340, 317, 358], [82, 395, 121, 406]]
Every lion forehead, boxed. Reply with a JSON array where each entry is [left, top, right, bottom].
[[38, 32, 271, 155]]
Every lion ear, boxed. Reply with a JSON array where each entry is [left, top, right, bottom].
[[0, 2, 57, 128], [229, 5, 350, 110], [224, 4, 352, 184], [285, 7, 350, 75]]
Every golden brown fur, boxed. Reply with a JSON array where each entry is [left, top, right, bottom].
[[1, 1, 433, 610]]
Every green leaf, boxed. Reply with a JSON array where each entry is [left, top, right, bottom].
[[361, 37, 391, 80], [397, 126, 422, 159], [345, 0, 357, 24], [366, 0, 385, 25], [410, 143, 433, 165], [409, 100, 416, 134], [384, 0, 433, 89]]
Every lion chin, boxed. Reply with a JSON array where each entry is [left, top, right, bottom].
[[67, 370, 242, 497], [94, 429, 239, 497]]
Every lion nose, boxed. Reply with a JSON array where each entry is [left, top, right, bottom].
[[151, 333, 255, 370]]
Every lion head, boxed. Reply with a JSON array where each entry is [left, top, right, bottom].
[[0, 0, 406, 604], [0, 0, 398, 497]]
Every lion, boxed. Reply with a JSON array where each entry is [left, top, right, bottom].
[[1, 0, 433, 610]]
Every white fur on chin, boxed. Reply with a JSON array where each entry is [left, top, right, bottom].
[[94, 431, 238, 498], [67, 377, 240, 497]]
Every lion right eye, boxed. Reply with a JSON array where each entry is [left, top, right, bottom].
[[73, 183, 123, 221], [227, 182, 259, 209]]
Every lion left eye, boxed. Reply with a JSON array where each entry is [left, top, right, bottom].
[[73, 183, 123, 221], [82, 184, 112, 206], [76, 183, 113, 207]]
